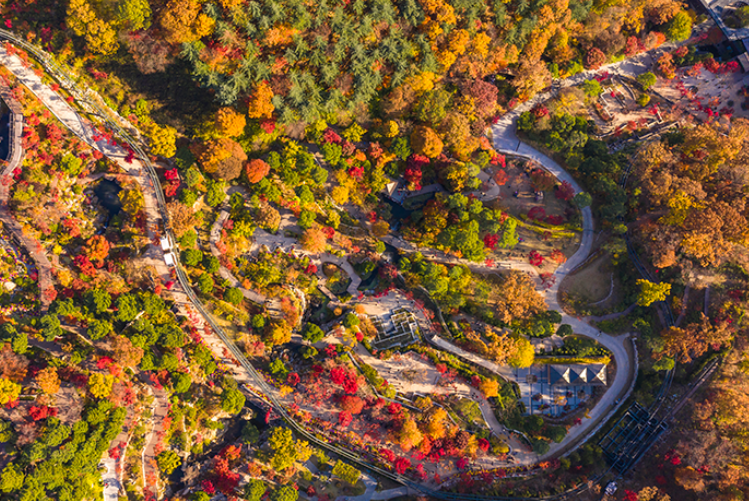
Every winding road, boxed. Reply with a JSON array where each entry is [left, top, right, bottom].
[[0, 28, 668, 500]]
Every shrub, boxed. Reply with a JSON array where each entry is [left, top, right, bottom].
[[636, 72, 657, 90], [224, 287, 243, 305]]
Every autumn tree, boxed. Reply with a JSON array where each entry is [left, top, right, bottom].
[[514, 59, 552, 101], [245, 159, 271, 184], [0, 344, 28, 383], [269, 428, 312, 471], [636, 279, 671, 306], [195, 138, 248, 181], [167, 201, 203, 237], [36, 367, 60, 395], [256, 204, 281, 232], [410, 126, 444, 158], [146, 122, 178, 158], [398, 416, 424, 451], [159, 0, 215, 45], [215, 108, 246, 138], [331, 461, 361, 486], [484, 330, 520, 365], [478, 377, 500, 398], [125, 32, 174, 74], [0, 378, 21, 406], [247, 82, 275, 119], [492, 271, 547, 323], [265, 321, 292, 346], [658, 313, 732, 363], [340, 395, 364, 414], [111, 335, 144, 368], [117, 0, 152, 30], [85, 235, 110, 266], [584, 48, 606, 70], [300, 227, 327, 253], [120, 188, 145, 216], [507, 336, 535, 368], [88, 373, 115, 399], [157, 450, 182, 475], [424, 407, 448, 439], [67, 0, 119, 55]]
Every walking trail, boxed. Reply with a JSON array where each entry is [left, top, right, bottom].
[[0, 33, 666, 499], [0, 44, 258, 499], [0, 84, 55, 310]]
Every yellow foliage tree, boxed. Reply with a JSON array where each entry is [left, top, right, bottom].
[[383, 120, 399, 138], [119, 188, 144, 216], [404, 72, 436, 95], [479, 378, 500, 398], [331, 186, 350, 205], [159, 0, 215, 45], [146, 123, 177, 158], [215, 107, 247, 138], [436, 49, 457, 71], [67, 0, 96, 37], [448, 29, 470, 56], [398, 416, 424, 451], [425, 407, 448, 439], [418, 0, 456, 24], [421, 19, 443, 40], [470, 32, 492, 59], [265, 321, 292, 346], [88, 373, 115, 399], [660, 192, 703, 226], [0, 378, 20, 406], [86, 19, 119, 55]]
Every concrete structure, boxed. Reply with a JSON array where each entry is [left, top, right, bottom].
[[371, 308, 419, 350]]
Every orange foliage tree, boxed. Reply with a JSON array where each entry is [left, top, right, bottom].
[[247, 82, 275, 119], [300, 227, 327, 253], [410, 126, 444, 158], [86, 235, 110, 266], [245, 159, 271, 184]]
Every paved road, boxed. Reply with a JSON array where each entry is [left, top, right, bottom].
[[0, 32, 670, 497], [0, 83, 55, 310], [101, 458, 120, 501]]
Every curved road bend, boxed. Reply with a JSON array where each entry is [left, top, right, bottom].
[[0, 36, 643, 496]]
